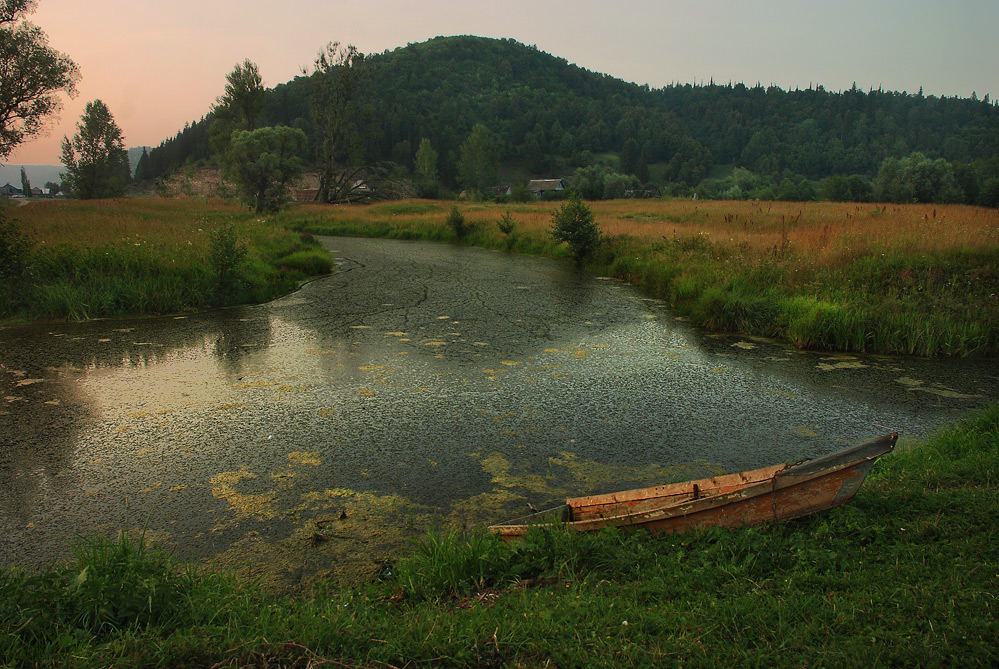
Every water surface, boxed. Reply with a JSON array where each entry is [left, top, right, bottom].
[[2, 237, 994, 587]]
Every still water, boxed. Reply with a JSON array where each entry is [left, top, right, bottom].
[[2, 237, 995, 587]]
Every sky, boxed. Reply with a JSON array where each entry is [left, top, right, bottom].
[[8, 0, 998, 166]]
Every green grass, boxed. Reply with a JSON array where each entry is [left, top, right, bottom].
[[1, 202, 335, 321], [2, 404, 997, 666]]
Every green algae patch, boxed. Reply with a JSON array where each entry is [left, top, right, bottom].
[[478, 452, 562, 496], [550, 451, 700, 495], [288, 451, 322, 466], [210, 470, 279, 521]]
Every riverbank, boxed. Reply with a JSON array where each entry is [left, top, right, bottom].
[[277, 198, 999, 357], [2, 403, 996, 666], [3, 197, 996, 356], [0, 199, 334, 321]]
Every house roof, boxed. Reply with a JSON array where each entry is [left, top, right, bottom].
[[528, 179, 565, 191]]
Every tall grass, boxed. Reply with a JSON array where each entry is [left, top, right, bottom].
[[275, 198, 999, 356], [2, 404, 996, 666], [3, 199, 334, 320]]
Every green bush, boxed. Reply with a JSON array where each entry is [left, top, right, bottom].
[[550, 193, 601, 267], [208, 221, 248, 299], [445, 204, 472, 240]]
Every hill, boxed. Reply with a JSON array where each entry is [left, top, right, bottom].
[[138, 35, 999, 202]]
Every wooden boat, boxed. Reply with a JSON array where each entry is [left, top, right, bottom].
[[489, 432, 897, 541]]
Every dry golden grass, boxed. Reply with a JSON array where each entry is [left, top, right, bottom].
[[299, 198, 999, 268], [590, 200, 999, 263], [9, 198, 247, 248]]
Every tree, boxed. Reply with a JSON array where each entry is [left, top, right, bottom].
[[43, 179, 58, 195], [457, 123, 498, 196], [304, 42, 369, 203], [226, 125, 306, 214], [19, 165, 29, 196], [413, 137, 439, 197], [619, 138, 639, 175], [133, 147, 150, 181], [210, 59, 265, 166], [0, 0, 80, 161], [550, 192, 601, 267], [60, 100, 130, 199]]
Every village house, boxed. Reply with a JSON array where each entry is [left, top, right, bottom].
[[528, 178, 567, 198]]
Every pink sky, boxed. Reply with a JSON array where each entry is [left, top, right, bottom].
[[8, 0, 998, 166]]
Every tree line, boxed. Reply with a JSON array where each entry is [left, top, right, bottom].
[[130, 35, 999, 208]]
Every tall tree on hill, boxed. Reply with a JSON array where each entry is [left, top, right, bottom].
[[0, 0, 80, 161], [210, 59, 265, 168], [304, 42, 369, 203], [19, 165, 29, 196], [413, 137, 439, 197], [457, 123, 498, 197], [60, 100, 130, 199]]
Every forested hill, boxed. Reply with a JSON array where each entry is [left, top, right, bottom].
[[138, 35, 999, 196]]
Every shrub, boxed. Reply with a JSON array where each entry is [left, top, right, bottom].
[[550, 193, 601, 267], [209, 220, 248, 299], [445, 205, 472, 240], [0, 214, 34, 313]]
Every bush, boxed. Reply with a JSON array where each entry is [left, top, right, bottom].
[[0, 214, 34, 313], [209, 221, 248, 299], [445, 205, 472, 240], [550, 193, 601, 267]]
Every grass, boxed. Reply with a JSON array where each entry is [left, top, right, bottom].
[[1, 198, 334, 320], [2, 404, 996, 666], [275, 198, 999, 356]]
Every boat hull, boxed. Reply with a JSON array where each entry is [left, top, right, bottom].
[[489, 432, 897, 541]]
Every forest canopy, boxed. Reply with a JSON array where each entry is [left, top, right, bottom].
[[136, 35, 999, 206]]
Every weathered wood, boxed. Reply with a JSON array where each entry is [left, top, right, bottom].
[[489, 432, 897, 541]]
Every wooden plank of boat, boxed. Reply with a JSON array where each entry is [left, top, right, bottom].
[[488, 432, 897, 541]]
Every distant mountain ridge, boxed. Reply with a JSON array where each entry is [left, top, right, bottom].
[[137, 35, 999, 193]]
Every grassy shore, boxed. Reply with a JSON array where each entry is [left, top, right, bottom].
[[276, 198, 999, 357], [1, 198, 334, 321], [1, 404, 996, 667]]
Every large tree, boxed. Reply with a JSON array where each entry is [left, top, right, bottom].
[[457, 123, 498, 196], [413, 137, 439, 197], [304, 42, 369, 203], [60, 99, 130, 199], [226, 125, 306, 214], [0, 0, 80, 161], [210, 59, 265, 166]]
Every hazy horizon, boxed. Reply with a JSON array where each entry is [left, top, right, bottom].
[[7, 0, 998, 166]]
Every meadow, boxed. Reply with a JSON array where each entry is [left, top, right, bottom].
[[1, 403, 996, 666], [1, 198, 334, 320], [276, 198, 999, 357]]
